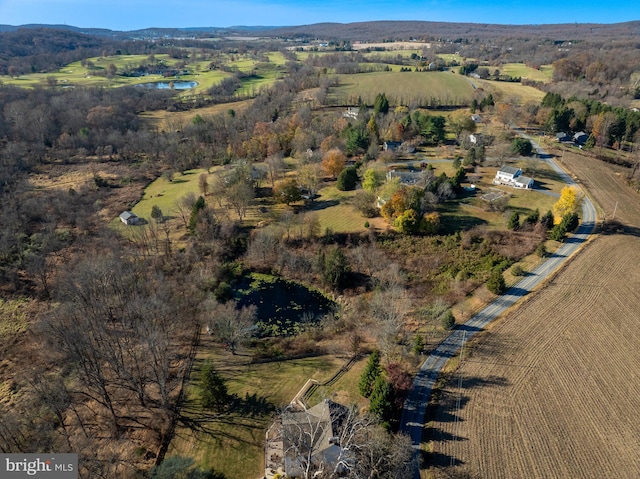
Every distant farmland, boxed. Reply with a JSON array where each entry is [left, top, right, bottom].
[[330, 71, 475, 107]]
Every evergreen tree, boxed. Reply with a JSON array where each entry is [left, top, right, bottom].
[[487, 269, 506, 295], [188, 196, 206, 234], [540, 210, 555, 230], [373, 93, 389, 115], [199, 361, 229, 412], [336, 166, 359, 191], [440, 309, 455, 330], [369, 376, 394, 423], [358, 351, 382, 397], [323, 248, 350, 289], [508, 211, 520, 230]]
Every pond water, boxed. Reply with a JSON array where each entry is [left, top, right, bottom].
[[235, 274, 336, 337], [135, 80, 198, 90]]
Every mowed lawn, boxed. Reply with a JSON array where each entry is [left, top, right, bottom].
[[169, 334, 348, 479], [331, 71, 475, 105]]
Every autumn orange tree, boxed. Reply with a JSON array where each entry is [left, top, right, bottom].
[[322, 148, 347, 179]]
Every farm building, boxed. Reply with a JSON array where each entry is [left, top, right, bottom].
[[119, 211, 139, 225], [265, 400, 349, 479], [493, 165, 534, 189], [573, 132, 589, 145]]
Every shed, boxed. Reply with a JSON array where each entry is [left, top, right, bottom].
[[119, 211, 139, 225]]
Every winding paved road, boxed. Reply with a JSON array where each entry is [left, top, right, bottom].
[[400, 134, 597, 476]]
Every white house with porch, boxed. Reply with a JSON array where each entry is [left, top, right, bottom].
[[493, 165, 534, 189]]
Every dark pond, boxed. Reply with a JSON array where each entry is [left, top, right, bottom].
[[235, 274, 336, 337], [135, 80, 198, 90]]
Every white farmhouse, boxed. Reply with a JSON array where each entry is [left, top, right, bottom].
[[493, 165, 534, 189]]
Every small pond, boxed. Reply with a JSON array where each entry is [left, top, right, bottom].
[[235, 273, 336, 337], [135, 80, 198, 90]]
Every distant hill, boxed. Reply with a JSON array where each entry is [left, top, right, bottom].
[[0, 23, 282, 39], [1, 21, 638, 42], [263, 20, 640, 41]]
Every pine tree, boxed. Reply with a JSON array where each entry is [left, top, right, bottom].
[[369, 376, 394, 423], [358, 351, 382, 397], [199, 361, 229, 412]]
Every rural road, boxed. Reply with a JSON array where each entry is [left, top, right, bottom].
[[400, 134, 597, 476]]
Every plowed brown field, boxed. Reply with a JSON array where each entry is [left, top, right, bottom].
[[428, 152, 640, 479]]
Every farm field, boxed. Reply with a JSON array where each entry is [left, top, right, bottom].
[[498, 63, 553, 82], [427, 152, 640, 479], [474, 78, 546, 104], [331, 71, 475, 106]]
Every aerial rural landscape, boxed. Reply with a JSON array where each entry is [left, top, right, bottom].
[[0, 4, 639, 479]]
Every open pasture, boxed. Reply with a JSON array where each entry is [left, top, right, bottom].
[[474, 77, 546, 104], [498, 63, 553, 82], [331, 71, 475, 106], [139, 99, 253, 130]]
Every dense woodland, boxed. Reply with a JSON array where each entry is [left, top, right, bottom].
[[0, 21, 639, 479]]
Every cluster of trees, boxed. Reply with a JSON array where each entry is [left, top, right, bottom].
[[374, 166, 465, 234], [538, 92, 640, 149], [358, 351, 413, 428]]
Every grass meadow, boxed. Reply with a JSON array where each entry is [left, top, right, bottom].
[[499, 63, 553, 82], [331, 71, 475, 106], [474, 77, 546, 104]]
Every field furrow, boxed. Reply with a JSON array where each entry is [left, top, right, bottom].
[[430, 227, 640, 479]]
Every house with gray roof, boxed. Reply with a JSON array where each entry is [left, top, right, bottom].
[[493, 165, 534, 189]]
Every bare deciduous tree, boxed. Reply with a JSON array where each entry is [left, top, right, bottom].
[[370, 285, 411, 360], [203, 299, 256, 354]]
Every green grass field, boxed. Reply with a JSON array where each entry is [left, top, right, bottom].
[[331, 71, 475, 106], [499, 63, 553, 82], [129, 168, 211, 222], [474, 77, 546, 104]]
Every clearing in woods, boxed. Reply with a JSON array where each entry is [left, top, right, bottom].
[[427, 151, 640, 479]]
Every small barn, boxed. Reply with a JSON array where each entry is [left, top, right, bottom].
[[119, 211, 139, 225]]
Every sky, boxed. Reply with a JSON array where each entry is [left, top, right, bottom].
[[0, 0, 638, 31]]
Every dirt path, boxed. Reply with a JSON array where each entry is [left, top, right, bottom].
[[428, 152, 640, 479]]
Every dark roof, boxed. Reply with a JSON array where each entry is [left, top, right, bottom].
[[498, 165, 521, 176]]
